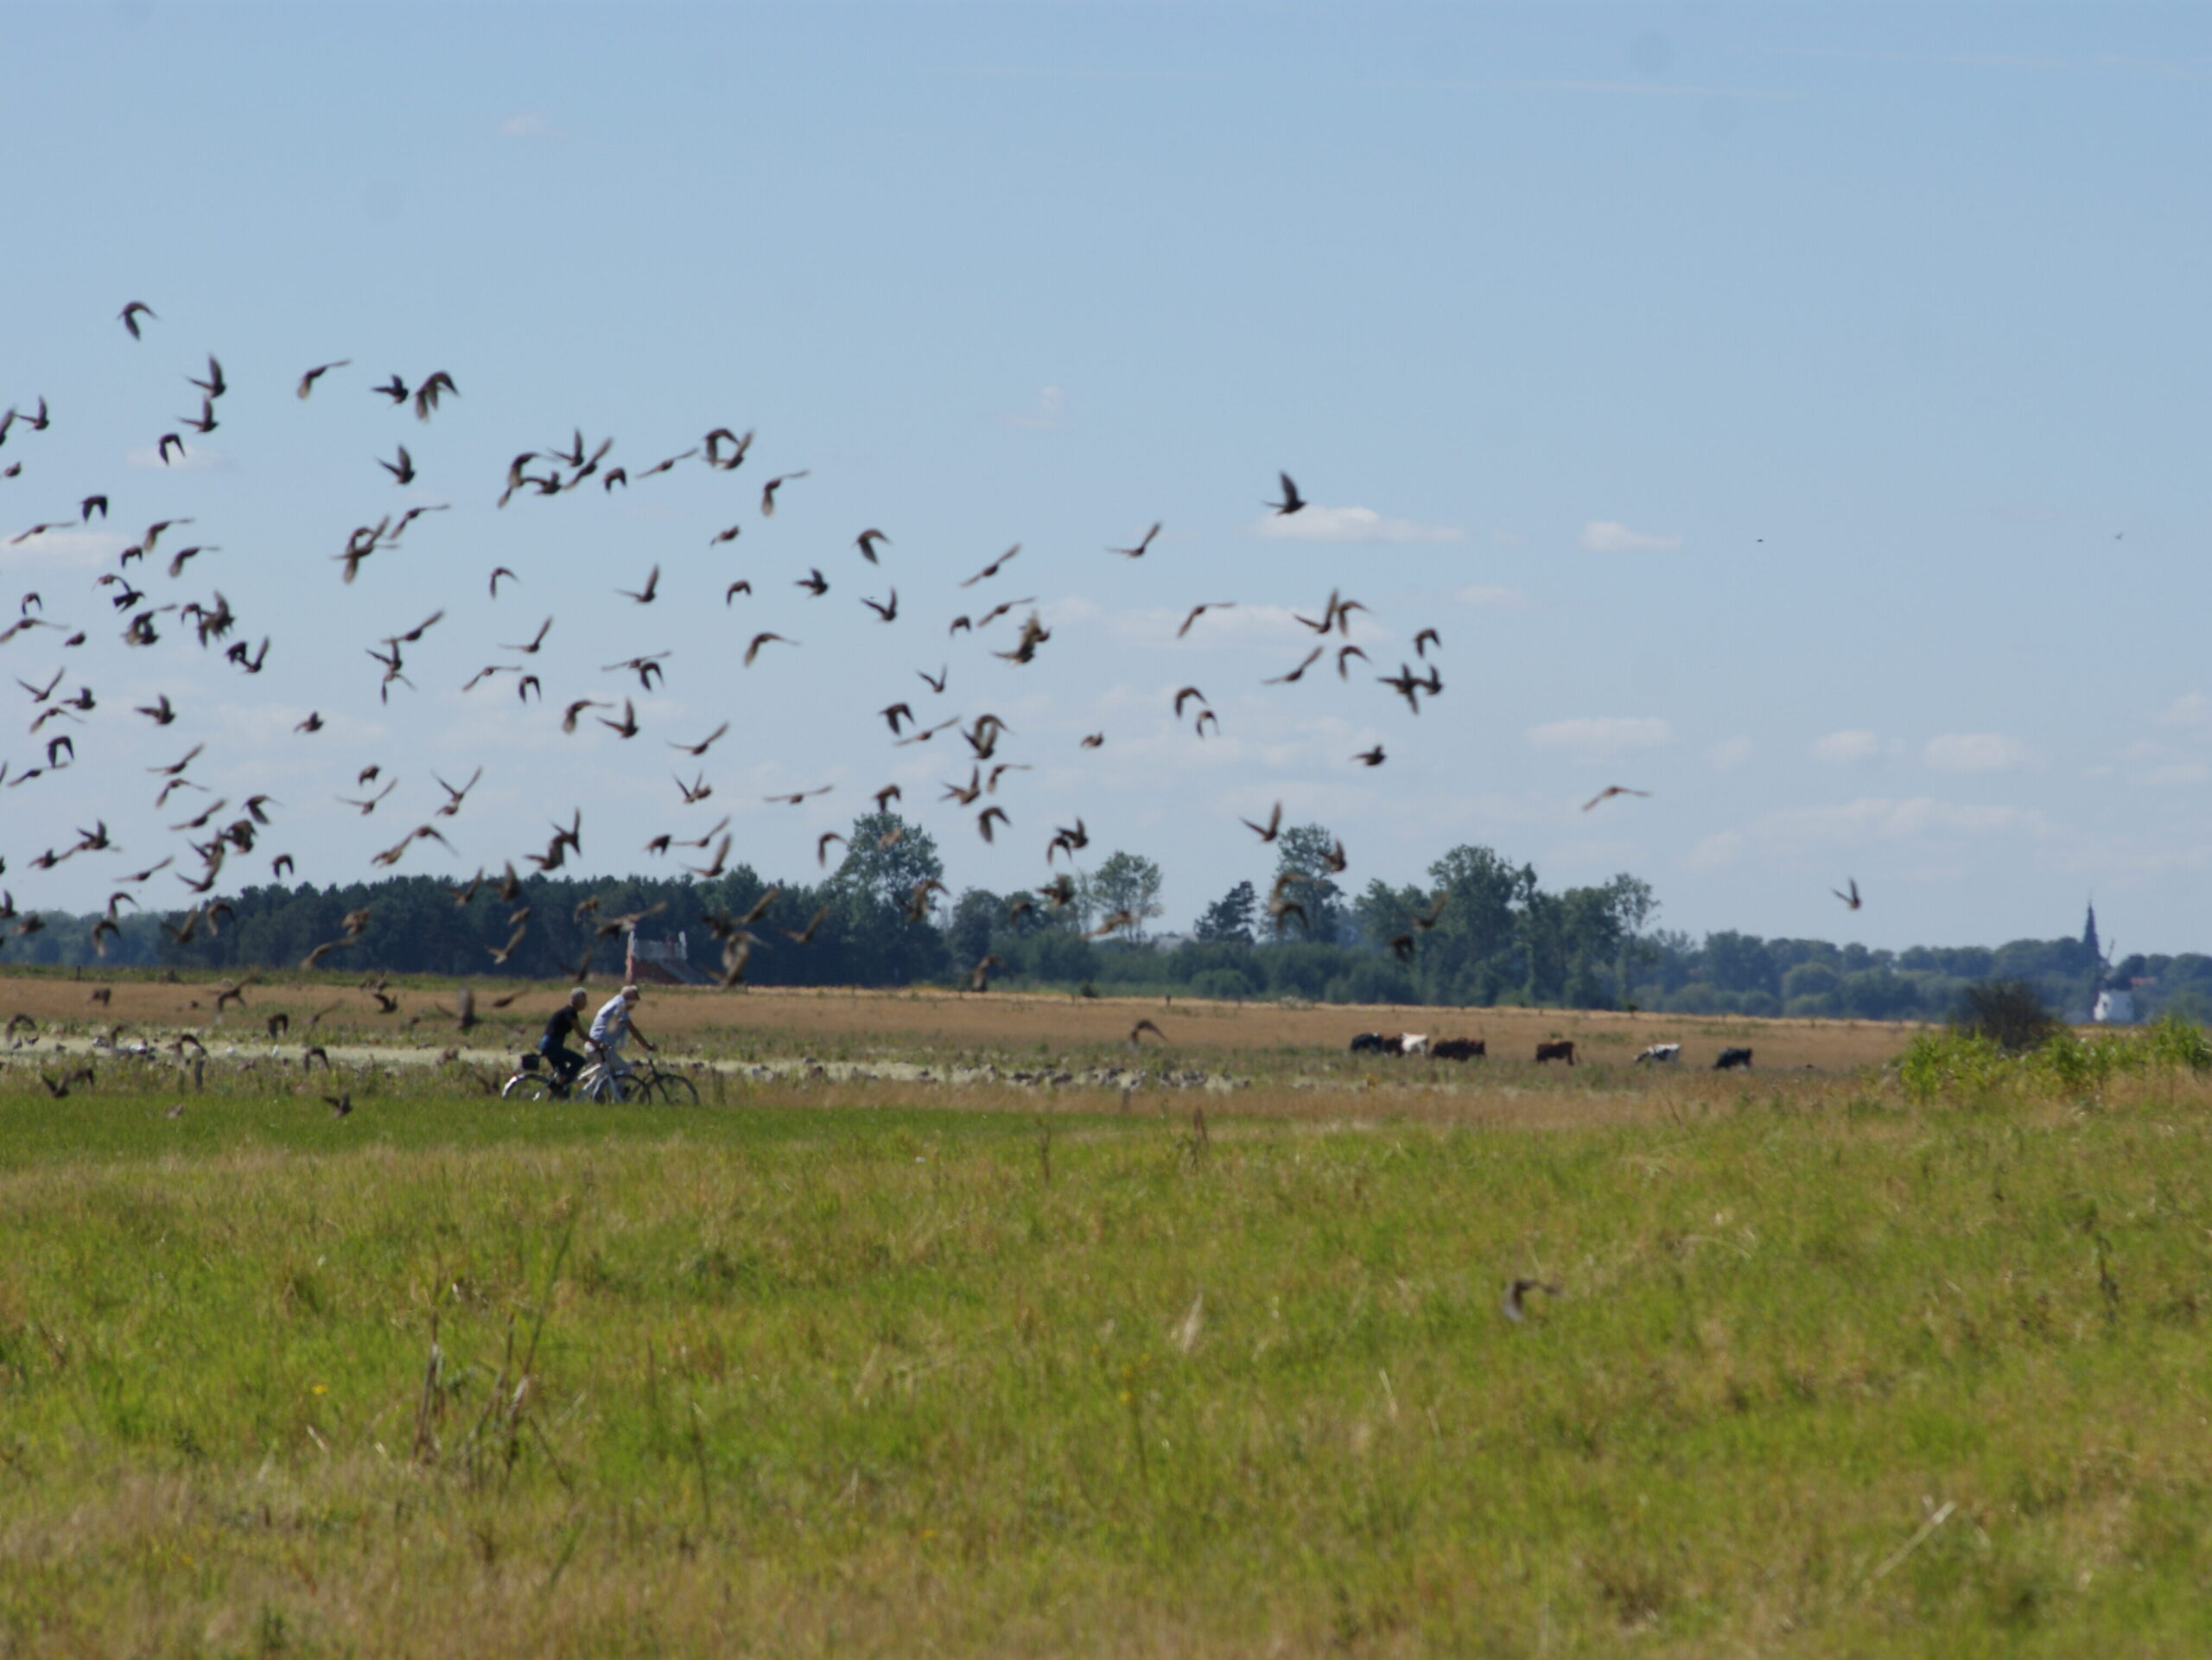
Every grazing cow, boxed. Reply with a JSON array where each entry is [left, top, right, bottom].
[[1713, 1046, 1754, 1071], [1633, 1043, 1681, 1065], [1431, 1037, 1487, 1062], [1350, 1033, 1404, 1055], [1400, 1034, 1429, 1056], [1534, 1040, 1577, 1065]]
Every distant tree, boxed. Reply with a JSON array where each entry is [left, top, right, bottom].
[[1081, 851, 1164, 940], [830, 811, 944, 913], [948, 887, 1002, 967], [1273, 824, 1346, 941], [1193, 881, 1257, 945], [1957, 979, 2061, 1053]]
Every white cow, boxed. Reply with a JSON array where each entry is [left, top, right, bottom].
[[1633, 1042, 1681, 1065], [1400, 1034, 1429, 1056]]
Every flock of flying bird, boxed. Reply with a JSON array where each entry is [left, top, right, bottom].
[[0, 300, 1866, 995]]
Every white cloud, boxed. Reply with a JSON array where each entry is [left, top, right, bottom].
[[1003, 385, 1067, 432], [0, 529, 127, 570], [499, 112, 553, 138], [1250, 506, 1467, 545], [1810, 728, 1879, 764], [1578, 519, 1681, 553], [1524, 716, 1676, 762], [1707, 736, 1752, 772], [1692, 797, 2052, 868], [2139, 762, 2210, 788], [2158, 691, 2212, 728], [1924, 732, 2038, 773], [1453, 584, 1526, 609]]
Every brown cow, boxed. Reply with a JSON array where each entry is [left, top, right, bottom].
[[1534, 1040, 1577, 1065], [1431, 1038, 1486, 1061]]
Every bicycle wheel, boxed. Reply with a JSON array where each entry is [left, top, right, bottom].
[[581, 1066, 620, 1103], [650, 1070, 700, 1106], [500, 1072, 554, 1102]]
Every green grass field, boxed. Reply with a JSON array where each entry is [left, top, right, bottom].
[[4, 1048, 2212, 1656]]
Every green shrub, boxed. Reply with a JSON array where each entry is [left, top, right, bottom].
[[1958, 979, 2062, 1054]]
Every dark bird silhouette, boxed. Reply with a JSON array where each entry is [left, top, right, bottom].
[[744, 633, 793, 666], [1243, 801, 1283, 843], [918, 665, 947, 694], [960, 546, 1019, 587], [1502, 1278, 1561, 1323], [187, 354, 226, 398], [710, 524, 744, 546], [1177, 601, 1234, 639], [861, 588, 899, 622], [1581, 785, 1651, 812], [1080, 733, 1103, 748], [379, 445, 416, 485], [1413, 627, 1441, 658], [671, 722, 728, 757], [1266, 472, 1306, 514], [157, 433, 187, 465], [600, 699, 640, 739], [179, 398, 217, 435], [1110, 522, 1161, 557], [296, 359, 351, 398], [118, 301, 156, 338], [81, 496, 107, 520], [325, 1093, 353, 1119], [796, 569, 829, 596], [1265, 647, 1324, 685], [372, 373, 409, 404], [1173, 686, 1209, 719], [855, 529, 890, 563], [724, 581, 752, 604], [1834, 877, 1862, 911], [488, 566, 518, 597], [618, 564, 660, 604], [760, 471, 809, 514], [1129, 1018, 1166, 1046], [411, 371, 458, 422]]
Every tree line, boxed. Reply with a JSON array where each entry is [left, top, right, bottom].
[[3, 811, 2175, 1024]]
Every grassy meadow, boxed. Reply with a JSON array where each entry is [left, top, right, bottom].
[[3, 979, 2211, 1655]]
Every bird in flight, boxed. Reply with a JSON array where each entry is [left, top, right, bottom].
[[1266, 472, 1306, 515], [1242, 800, 1283, 843], [296, 359, 351, 398], [118, 301, 157, 339], [1833, 877, 1862, 911], [960, 546, 1019, 588], [1581, 785, 1650, 812], [855, 529, 890, 563], [1110, 523, 1161, 558], [1501, 1278, 1560, 1324], [618, 564, 660, 604], [1177, 601, 1234, 639]]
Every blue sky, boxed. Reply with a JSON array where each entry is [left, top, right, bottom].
[[3, 3, 2209, 951]]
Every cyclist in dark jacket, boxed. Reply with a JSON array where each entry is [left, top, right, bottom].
[[537, 987, 589, 1087]]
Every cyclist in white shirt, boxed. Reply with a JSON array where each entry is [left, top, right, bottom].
[[587, 983, 655, 1099]]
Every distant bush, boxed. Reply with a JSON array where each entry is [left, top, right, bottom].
[[1956, 979, 2061, 1054]]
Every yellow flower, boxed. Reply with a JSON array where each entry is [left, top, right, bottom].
[[311, 1383, 328, 1395]]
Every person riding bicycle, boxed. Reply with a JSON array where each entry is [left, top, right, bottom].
[[588, 983, 655, 1100], [536, 987, 590, 1091]]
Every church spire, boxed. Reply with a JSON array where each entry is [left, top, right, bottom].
[[2083, 900, 2101, 968]]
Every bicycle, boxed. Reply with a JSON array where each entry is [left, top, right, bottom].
[[499, 1049, 593, 1102], [500, 1048, 700, 1105], [603, 1053, 701, 1106]]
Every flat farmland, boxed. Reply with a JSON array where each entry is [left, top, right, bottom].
[[3, 974, 2207, 1657], [2, 970, 1920, 1072]]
